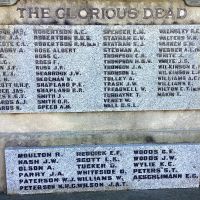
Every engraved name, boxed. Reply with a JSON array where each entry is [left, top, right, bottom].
[[5, 145, 200, 194]]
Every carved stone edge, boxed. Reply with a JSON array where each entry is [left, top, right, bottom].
[[0, 0, 18, 6], [184, 0, 200, 6]]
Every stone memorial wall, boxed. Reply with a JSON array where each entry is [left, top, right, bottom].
[[5, 144, 200, 194], [0, 25, 200, 113], [0, 0, 200, 195]]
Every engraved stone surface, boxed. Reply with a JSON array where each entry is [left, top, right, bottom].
[[0, 25, 200, 113], [0, 0, 192, 25], [0, 0, 200, 195], [5, 144, 200, 194]]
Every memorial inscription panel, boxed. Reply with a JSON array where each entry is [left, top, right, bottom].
[[5, 144, 200, 194], [0, 25, 200, 113]]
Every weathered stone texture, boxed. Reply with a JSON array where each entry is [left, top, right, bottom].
[[0, 0, 200, 193]]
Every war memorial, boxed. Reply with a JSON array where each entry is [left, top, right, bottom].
[[0, 0, 200, 199]]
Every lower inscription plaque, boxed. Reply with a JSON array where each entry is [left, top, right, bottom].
[[0, 25, 200, 113], [5, 144, 200, 194]]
